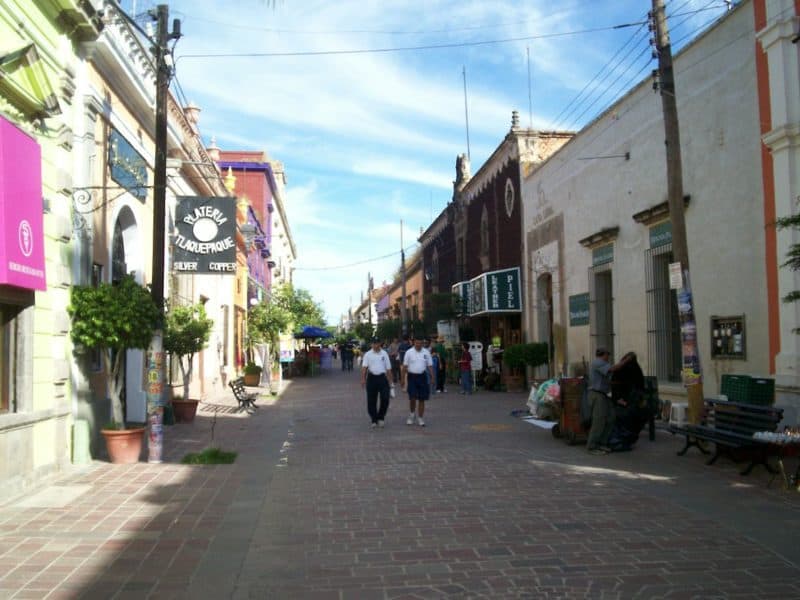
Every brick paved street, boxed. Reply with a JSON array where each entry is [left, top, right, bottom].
[[2, 367, 800, 599]]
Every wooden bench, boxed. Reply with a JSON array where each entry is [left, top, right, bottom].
[[669, 399, 783, 476], [229, 377, 257, 412]]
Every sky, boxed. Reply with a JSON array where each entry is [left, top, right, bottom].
[[123, 0, 732, 324]]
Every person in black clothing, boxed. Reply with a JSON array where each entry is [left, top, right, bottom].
[[608, 352, 650, 451]]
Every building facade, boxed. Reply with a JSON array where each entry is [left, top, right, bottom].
[[0, 0, 103, 495], [521, 0, 800, 412]]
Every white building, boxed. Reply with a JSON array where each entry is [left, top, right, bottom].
[[521, 0, 800, 412]]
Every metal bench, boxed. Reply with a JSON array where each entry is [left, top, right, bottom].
[[229, 377, 257, 412], [669, 398, 783, 475]]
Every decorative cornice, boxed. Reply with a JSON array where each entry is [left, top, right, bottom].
[[579, 226, 620, 248], [631, 195, 691, 226]]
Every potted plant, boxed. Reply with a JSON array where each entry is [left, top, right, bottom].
[[502, 343, 550, 392], [163, 302, 213, 423], [243, 362, 262, 386], [68, 275, 161, 463]]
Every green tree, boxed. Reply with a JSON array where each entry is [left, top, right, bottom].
[[776, 213, 800, 331], [353, 321, 374, 342], [68, 275, 161, 427], [272, 283, 326, 329], [163, 302, 213, 400], [248, 299, 291, 358]]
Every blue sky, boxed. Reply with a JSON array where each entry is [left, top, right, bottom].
[[126, 0, 731, 323]]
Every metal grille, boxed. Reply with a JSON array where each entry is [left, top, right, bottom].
[[588, 263, 614, 358], [645, 244, 681, 382]]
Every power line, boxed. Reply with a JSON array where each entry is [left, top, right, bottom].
[[176, 21, 647, 61], [293, 244, 418, 272]]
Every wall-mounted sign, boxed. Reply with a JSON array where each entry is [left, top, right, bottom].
[[592, 244, 614, 266], [669, 262, 682, 290], [650, 221, 672, 248], [569, 293, 590, 326], [173, 196, 236, 274], [108, 129, 147, 201], [0, 116, 46, 291], [451, 267, 522, 316]]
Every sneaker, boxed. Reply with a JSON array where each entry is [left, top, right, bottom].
[[406, 414, 415, 425], [588, 448, 607, 456], [378, 420, 385, 428], [418, 418, 425, 427], [371, 422, 377, 429], [599, 446, 613, 453]]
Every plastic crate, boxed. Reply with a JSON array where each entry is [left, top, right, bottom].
[[720, 374, 750, 403], [747, 377, 775, 406]]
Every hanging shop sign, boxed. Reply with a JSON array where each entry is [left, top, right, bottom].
[[108, 128, 147, 201], [451, 267, 522, 316], [173, 196, 236, 274], [0, 116, 46, 291]]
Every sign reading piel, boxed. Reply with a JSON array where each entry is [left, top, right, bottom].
[[173, 196, 236, 274]]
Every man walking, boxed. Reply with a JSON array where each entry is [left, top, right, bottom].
[[361, 337, 394, 429], [401, 337, 434, 427]]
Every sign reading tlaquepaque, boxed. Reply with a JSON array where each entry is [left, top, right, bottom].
[[173, 196, 236, 274]]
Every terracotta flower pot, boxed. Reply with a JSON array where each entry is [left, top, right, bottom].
[[101, 427, 145, 464], [243, 373, 260, 386], [172, 398, 199, 423]]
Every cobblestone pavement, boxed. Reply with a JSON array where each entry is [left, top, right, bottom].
[[1, 367, 800, 599]]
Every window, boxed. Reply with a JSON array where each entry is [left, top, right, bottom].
[[589, 264, 614, 358], [480, 205, 489, 258], [645, 244, 681, 382]]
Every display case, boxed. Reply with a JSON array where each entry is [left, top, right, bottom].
[[710, 315, 745, 360]]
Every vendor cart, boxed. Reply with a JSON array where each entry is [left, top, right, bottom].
[[551, 377, 589, 445]]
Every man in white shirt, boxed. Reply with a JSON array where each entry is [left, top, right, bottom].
[[360, 337, 395, 429], [401, 337, 435, 427]]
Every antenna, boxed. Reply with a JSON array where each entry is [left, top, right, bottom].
[[462, 66, 471, 160], [527, 46, 533, 128]]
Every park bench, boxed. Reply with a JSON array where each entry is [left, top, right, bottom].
[[669, 398, 783, 476], [229, 377, 258, 412]]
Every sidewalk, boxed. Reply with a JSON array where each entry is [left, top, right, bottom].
[[1, 367, 799, 599]]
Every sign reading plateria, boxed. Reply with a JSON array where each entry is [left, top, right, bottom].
[[173, 196, 236, 274]]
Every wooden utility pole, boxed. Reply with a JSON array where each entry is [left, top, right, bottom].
[[400, 220, 408, 336], [652, 0, 704, 419]]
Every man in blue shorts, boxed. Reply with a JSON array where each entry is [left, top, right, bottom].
[[401, 337, 435, 427]]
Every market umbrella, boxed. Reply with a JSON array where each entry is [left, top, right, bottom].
[[294, 325, 332, 339]]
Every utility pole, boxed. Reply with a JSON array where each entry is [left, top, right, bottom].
[[652, 0, 704, 420], [400, 220, 407, 336], [147, 4, 181, 463]]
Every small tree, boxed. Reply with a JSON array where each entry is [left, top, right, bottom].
[[248, 299, 291, 370], [163, 302, 213, 400], [68, 275, 161, 428]]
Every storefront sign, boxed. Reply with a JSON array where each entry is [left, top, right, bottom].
[[173, 196, 236, 274], [0, 116, 46, 291], [452, 267, 522, 316], [109, 128, 147, 201], [650, 221, 672, 248], [569, 293, 590, 326]]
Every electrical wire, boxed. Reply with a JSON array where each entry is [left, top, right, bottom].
[[175, 22, 647, 61], [293, 244, 419, 271]]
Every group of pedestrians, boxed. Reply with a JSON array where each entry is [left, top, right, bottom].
[[359, 336, 439, 428]]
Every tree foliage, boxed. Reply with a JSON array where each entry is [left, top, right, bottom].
[[776, 213, 800, 332], [68, 275, 161, 426], [163, 303, 213, 400], [272, 283, 326, 330]]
